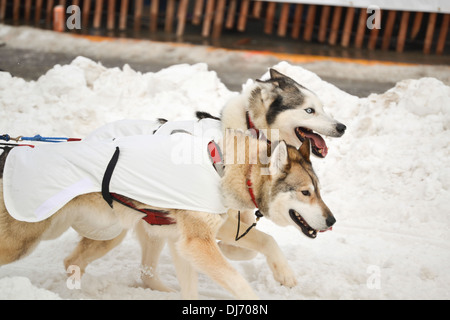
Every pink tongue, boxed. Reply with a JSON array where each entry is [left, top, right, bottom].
[[304, 131, 328, 156], [303, 131, 325, 148]]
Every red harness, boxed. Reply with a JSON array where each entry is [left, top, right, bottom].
[[246, 112, 271, 145], [235, 165, 263, 241], [111, 193, 175, 225], [246, 175, 259, 209]]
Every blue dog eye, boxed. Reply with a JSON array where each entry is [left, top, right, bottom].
[[305, 108, 315, 114]]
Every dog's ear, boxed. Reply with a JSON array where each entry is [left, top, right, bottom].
[[299, 138, 311, 162], [256, 69, 287, 85], [269, 140, 288, 176], [270, 69, 308, 91], [255, 77, 280, 89], [269, 69, 289, 80]]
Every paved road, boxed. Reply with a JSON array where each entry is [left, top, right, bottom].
[[0, 45, 395, 97]]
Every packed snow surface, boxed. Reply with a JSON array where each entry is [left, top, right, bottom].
[[0, 57, 449, 300]]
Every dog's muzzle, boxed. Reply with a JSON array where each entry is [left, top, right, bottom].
[[289, 209, 335, 239]]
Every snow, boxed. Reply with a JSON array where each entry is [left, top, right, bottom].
[[1, 44, 450, 300]]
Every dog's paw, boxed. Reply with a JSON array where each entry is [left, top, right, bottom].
[[140, 266, 175, 292], [142, 276, 176, 293], [268, 261, 298, 288], [63, 257, 86, 276]]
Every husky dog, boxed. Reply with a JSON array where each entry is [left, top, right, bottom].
[[62, 69, 345, 292], [0, 129, 334, 299], [216, 68, 345, 265], [221, 69, 346, 156]]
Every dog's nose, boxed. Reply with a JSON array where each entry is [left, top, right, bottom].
[[326, 215, 336, 227], [336, 123, 346, 134]]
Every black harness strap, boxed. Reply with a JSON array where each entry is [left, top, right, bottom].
[[235, 210, 264, 241], [102, 147, 120, 208], [0, 145, 13, 180]]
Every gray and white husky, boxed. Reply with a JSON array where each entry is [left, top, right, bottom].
[[221, 69, 346, 157]]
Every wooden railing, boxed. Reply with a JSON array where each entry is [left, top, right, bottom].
[[0, 0, 448, 54]]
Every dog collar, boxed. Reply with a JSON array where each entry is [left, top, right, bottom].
[[246, 111, 257, 135], [246, 166, 263, 217], [246, 176, 259, 209], [246, 112, 271, 145], [235, 165, 263, 241]]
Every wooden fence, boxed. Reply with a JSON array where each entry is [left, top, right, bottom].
[[0, 0, 448, 54]]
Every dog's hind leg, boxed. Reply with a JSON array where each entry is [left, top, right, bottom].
[[0, 195, 50, 265], [175, 211, 258, 300], [64, 231, 128, 275], [135, 221, 173, 292], [0, 233, 42, 266]]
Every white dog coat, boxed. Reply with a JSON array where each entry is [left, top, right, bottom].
[[3, 122, 225, 222]]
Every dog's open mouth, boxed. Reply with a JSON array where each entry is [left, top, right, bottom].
[[295, 127, 328, 158], [289, 209, 318, 239]]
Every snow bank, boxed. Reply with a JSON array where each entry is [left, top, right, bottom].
[[0, 56, 234, 138], [0, 58, 449, 300]]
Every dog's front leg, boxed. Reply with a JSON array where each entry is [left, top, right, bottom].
[[218, 209, 258, 261], [175, 211, 258, 300], [168, 239, 198, 299], [217, 216, 297, 288]]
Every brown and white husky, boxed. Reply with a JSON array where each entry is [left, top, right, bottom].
[[0, 128, 334, 299]]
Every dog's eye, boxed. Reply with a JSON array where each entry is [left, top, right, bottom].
[[301, 190, 311, 196], [305, 108, 315, 114]]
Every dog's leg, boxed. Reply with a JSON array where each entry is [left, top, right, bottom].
[[169, 239, 198, 299], [0, 233, 42, 265], [135, 221, 173, 292], [175, 211, 258, 300], [218, 209, 258, 261], [0, 198, 50, 265], [218, 240, 258, 260], [217, 216, 297, 288], [64, 231, 128, 275]]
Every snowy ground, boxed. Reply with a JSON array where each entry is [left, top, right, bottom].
[[0, 26, 449, 300]]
